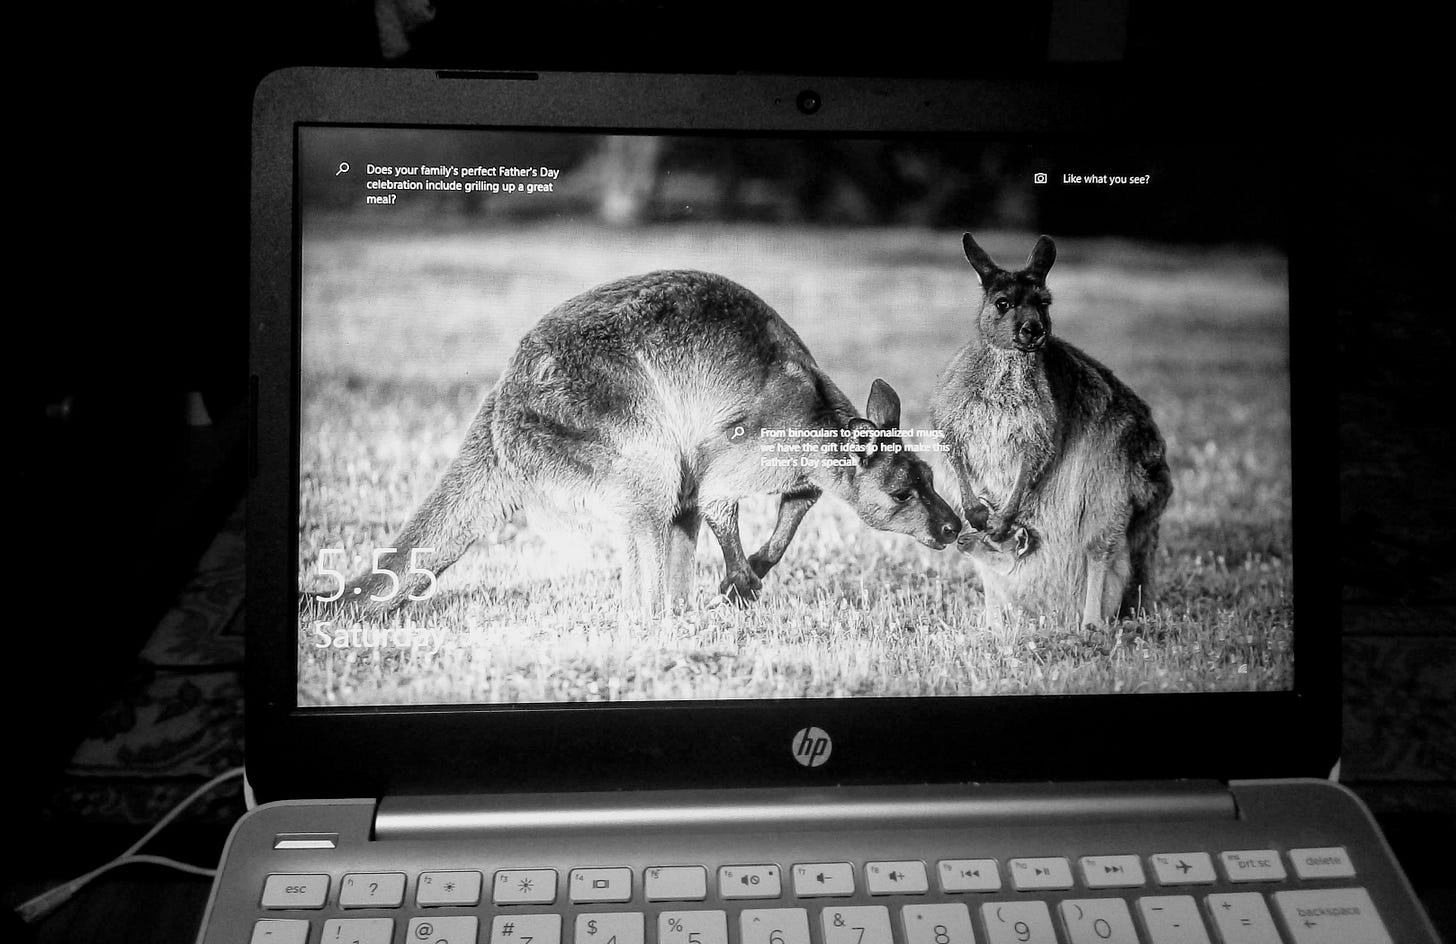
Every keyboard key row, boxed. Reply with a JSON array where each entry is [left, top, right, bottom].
[[261, 848, 1358, 911], [252, 888, 1391, 944]]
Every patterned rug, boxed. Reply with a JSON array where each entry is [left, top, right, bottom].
[[46, 503, 246, 826]]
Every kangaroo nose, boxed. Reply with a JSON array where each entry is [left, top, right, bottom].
[[1019, 322, 1044, 341], [940, 517, 961, 541]]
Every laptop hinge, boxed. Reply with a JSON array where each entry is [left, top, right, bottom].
[[373, 780, 1234, 840]]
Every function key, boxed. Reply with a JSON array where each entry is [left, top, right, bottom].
[[1080, 855, 1145, 889], [340, 872, 407, 908], [570, 868, 633, 903], [1149, 853, 1216, 886], [1007, 857, 1073, 891], [1288, 847, 1356, 880], [865, 861, 928, 895], [646, 866, 708, 902], [251, 919, 309, 944], [792, 863, 855, 897], [261, 874, 330, 909], [720, 865, 782, 899], [417, 870, 483, 907], [321, 918, 392, 944], [937, 859, 1000, 893], [1219, 850, 1287, 883], [494, 869, 558, 905]]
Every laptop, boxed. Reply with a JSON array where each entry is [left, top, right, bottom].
[[200, 68, 1440, 943]]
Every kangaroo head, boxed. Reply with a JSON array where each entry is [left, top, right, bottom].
[[835, 379, 962, 550], [960, 524, 1038, 575], [962, 233, 1056, 353]]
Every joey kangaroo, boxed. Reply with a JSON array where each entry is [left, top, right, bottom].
[[341, 269, 962, 616], [931, 235, 1172, 629]]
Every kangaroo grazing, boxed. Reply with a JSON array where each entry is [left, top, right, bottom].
[[931, 234, 1172, 629], [338, 269, 962, 615]]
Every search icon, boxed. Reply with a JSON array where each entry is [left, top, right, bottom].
[[336, 162, 351, 175], [730, 426, 746, 440]]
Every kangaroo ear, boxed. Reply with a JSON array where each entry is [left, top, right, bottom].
[[962, 233, 999, 285], [1025, 235, 1056, 283], [1015, 527, 1036, 558], [847, 418, 878, 465], [865, 378, 901, 430]]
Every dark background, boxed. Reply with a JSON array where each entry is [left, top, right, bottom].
[[13, 1, 1452, 941]]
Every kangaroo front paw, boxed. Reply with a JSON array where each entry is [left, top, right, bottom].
[[985, 516, 1016, 542], [719, 570, 763, 605], [964, 501, 991, 532], [747, 552, 776, 579]]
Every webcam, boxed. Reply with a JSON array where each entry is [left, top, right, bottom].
[[796, 89, 822, 115]]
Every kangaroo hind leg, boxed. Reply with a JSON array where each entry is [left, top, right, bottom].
[[1120, 454, 1171, 617], [1083, 537, 1130, 631], [623, 507, 672, 617], [703, 499, 761, 605], [666, 508, 701, 611], [341, 406, 518, 611]]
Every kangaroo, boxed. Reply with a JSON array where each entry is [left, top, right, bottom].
[[338, 269, 962, 616], [931, 234, 1172, 629]]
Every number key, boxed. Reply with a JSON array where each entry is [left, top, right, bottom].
[[740, 908, 811, 944], [981, 901, 1056, 944], [821, 906, 893, 944], [901, 904, 974, 944], [409, 917, 479, 944], [492, 913, 562, 944], [659, 910, 727, 944], [575, 912, 644, 944], [320, 918, 392, 944], [1059, 899, 1138, 944]]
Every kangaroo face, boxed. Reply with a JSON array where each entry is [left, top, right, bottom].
[[848, 448, 963, 549], [958, 524, 1037, 575], [836, 379, 962, 549], [961, 233, 1056, 353]]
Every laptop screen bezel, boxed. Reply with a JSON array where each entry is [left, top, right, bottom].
[[248, 67, 1335, 802]]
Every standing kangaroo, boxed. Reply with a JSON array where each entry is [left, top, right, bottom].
[[932, 235, 1172, 628], [341, 269, 962, 615]]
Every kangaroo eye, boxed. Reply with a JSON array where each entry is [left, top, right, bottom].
[[891, 490, 913, 503], [994, 298, 1011, 312]]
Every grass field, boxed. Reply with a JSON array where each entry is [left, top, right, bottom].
[[298, 218, 1292, 705]]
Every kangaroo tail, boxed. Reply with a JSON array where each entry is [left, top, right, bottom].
[[346, 389, 520, 610], [1120, 456, 1172, 618]]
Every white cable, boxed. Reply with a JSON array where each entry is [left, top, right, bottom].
[[16, 766, 246, 924]]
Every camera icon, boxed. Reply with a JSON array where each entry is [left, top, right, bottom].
[[1033, 172, 1048, 185]]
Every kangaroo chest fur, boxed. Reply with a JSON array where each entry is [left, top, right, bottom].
[[935, 343, 1057, 505]]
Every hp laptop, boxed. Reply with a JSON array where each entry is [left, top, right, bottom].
[[202, 68, 1439, 943]]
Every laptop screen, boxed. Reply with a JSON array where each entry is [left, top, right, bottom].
[[294, 124, 1290, 709]]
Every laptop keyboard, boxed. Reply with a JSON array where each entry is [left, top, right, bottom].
[[248, 846, 1391, 944]]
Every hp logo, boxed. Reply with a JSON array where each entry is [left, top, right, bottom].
[[792, 727, 832, 767]]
